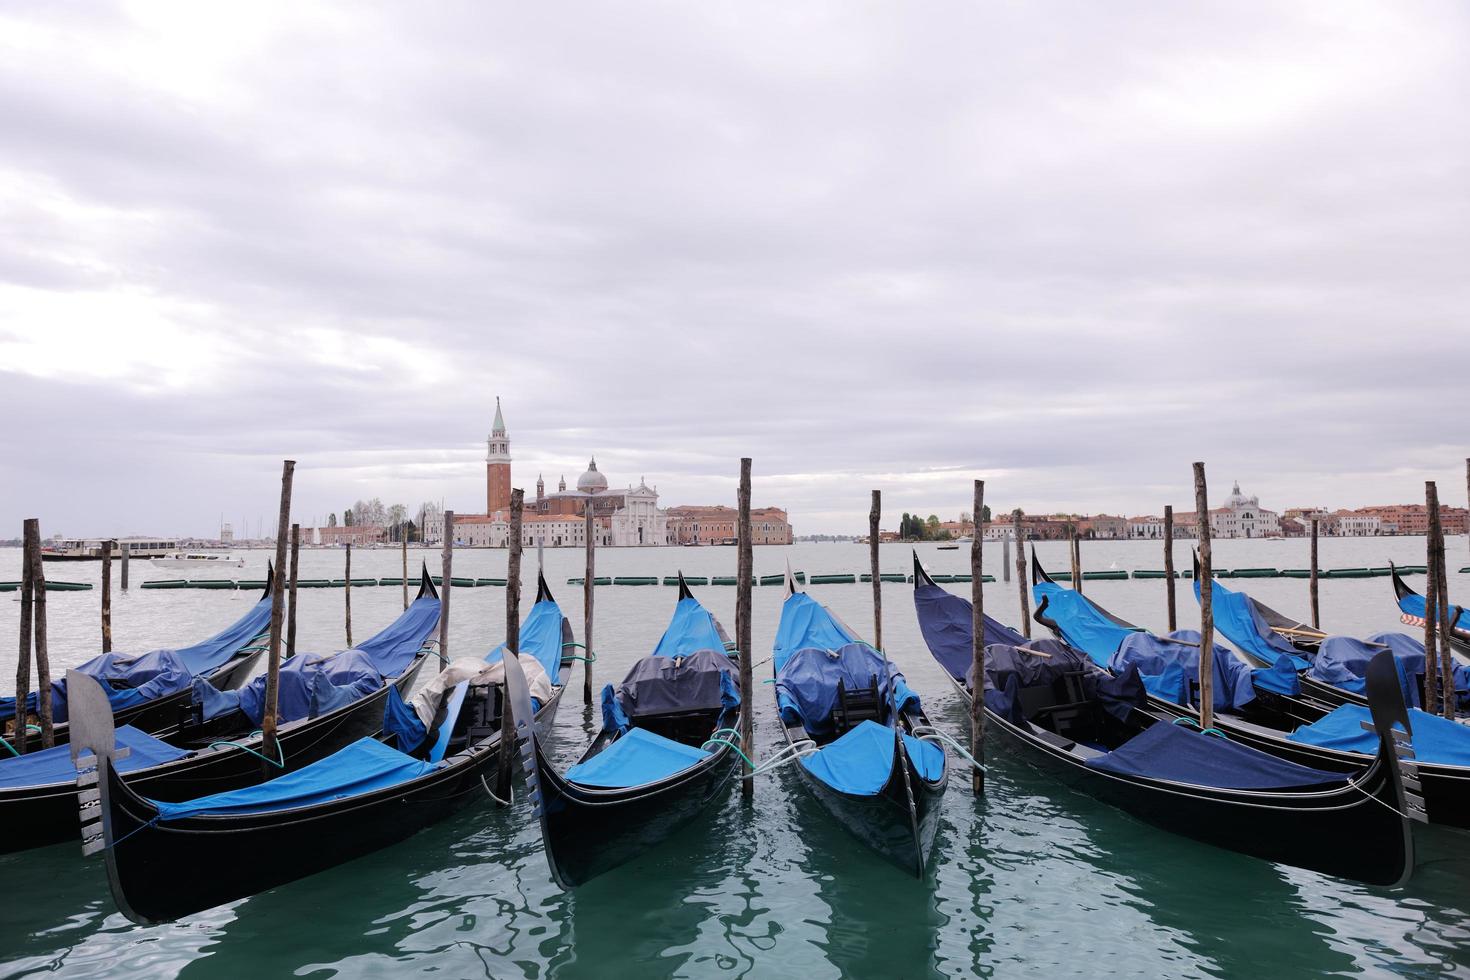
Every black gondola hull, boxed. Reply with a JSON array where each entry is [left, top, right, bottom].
[[532, 735, 739, 888], [97, 685, 563, 924], [1, 657, 427, 854]]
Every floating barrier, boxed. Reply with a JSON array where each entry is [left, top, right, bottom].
[[190, 579, 237, 590], [925, 573, 996, 584], [141, 579, 189, 590], [860, 573, 909, 583], [1231, 568, 1279, 578], [236, 580, 269, 589], [1324, 568, 1373, 579], [476, 577, 507, 587], [663, 575, 710, 586], [2, 580, 96, 591], [809, 574, 857, 585], [612, 576, 658, 586], [711, 576, 737, 586], [295, 579, 333, 589], [1084, 570, 1128, 581], [1395, 565, 1427, 575], [378, 577, 404, 586], [566, 577, 613, 586], [1131, 570, 1177, 579]]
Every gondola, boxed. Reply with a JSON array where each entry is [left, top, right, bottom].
[[915, 559, 1420, 885], [1031, 555, 1325, 731], [70, 571, 570, 924], [512, 572, 741, 888], [3, 570, 277, 754], [1391, 562, 1470, 659], [0, 567, 442, 854], [773, 566, 946, 877]]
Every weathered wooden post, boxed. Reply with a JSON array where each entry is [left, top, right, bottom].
[[287, 524, 300, 659], [260, 460, 295, 771], [401, 528, 409, 610], [1194, 462, 1216, 732], [1069, 523, 1082, 593], [970, 480, 986, 795], [499, 489, 524, 798], [12, 520, 36, 755], [344, 542, 353, 648], [101, 539, 114, 654], [27, 521, 52, 748], [439, 511, 454, 664], [1163, 506, 1177, 631], [1012, 509, 1030, 638], [1002, 534, 1011, 583], [1309, 517, 1321, 631], [1424, 483, 1445, 716], [870, 490, 882, 650], [581, 502, 596, 706], [737, 458, 754, 801], [1430, 492, 1456, 719], [120, 542, 129, 591]]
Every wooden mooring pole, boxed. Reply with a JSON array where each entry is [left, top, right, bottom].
[[1309, 518, 1321, 631], [1194, 462, 1215, 732], [344, 542, 353, 648], [737, 458, 754, 802], [1070, 523, 1082, 594], [1431, 492, 1456, 720], [260, 460, 295, 772], [12, 520, 36, 755], [439, 512, 454, 664], [869, 490, 882, 650], [583, 502, 595, 706], [1002, 534, 1011, 583], [120, 542, 129, 591], [1163, 506, 1177, 631], [1423, 482, 1443, 716], [970, 480, 986, 795], [401, 529, 409, 610], [499, 489, 524, 799], [28, 521, 52, 749], [101, 539, 113, 654], [1012, 509, 1030, 638], [287, 524, 300, 659]]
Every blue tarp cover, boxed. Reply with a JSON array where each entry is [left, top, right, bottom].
[[1287, 704, 1470, 767], [800, 720, 899, 795], [202, 649, 385, 725], [773, 592, 859, 674], [1199, 579, 1311, 671], [1032, 581, 1141, 666], [565, 726, 711, 788], [612, 649, 740, 724], [382, 684, 426, 753], [982, 640, 1147, 725], [1086, 721, 1348, 790], [0, 725, 190, 789], [151, 737, 435, 821], [486, 598, 567, 685], [1110, 630, 1300, 712], [1309, 634, 1428, 706], [1397, 591, 1469, 632], [913, 581, 1028, 684], [652, 597, 729, 660], [2, 595, 272, 724], [352, 593, 442, 679], [776, 643, 919, 736]]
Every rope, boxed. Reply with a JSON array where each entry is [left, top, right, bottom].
[[106, 815, 160, 850], [209, 731, 284, 768], [479, 774, 513, 807], [910, 725, 987, 773], [562, 643, 598, 662], [0, 737, 18, 758], [739, 739, 818, 779], [701, 737, 755, 770]]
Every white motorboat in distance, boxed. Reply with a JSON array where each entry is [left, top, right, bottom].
[[150, 552, 246, 570]]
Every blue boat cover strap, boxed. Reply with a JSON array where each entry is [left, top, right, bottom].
[[1287, 703, 1470, 767], [1197, 579, 1310, 671], [1032, 582, 1141, 666], [772, 593, 859, 674], [981, 641, 1146, 726], [1109, 630, 1300, 712], [776, 643, 919, 736], [486, 598, 569, 685], [652, 596, 730, 660], [150, 737, 436, 821], [0, 725, 190, 790], [800, 720, 898, 796], [913, 581, 1028, 684], [615, 649, 740, 723], [1086, 721, 1349, 790], [564, 726, 711, 788]]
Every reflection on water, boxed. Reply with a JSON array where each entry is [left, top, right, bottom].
[[2, 542, 1469, 977]]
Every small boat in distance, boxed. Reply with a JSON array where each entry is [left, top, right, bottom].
[[150, 552, 246, 569], [937, 544, 959, 551], [42, 538, 179, 561]]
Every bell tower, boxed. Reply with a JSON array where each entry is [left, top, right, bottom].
[[486, 397, 512, 514]]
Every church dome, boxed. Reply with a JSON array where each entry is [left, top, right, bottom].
[[577, 458, 609, 493]]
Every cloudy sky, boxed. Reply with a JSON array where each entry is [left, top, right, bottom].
[[2, 1, 1466, 537]]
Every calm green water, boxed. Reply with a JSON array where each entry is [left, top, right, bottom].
[[2, 540, 1468, 978]]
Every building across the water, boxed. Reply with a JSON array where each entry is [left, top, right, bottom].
[[666, 506, 794, 546]]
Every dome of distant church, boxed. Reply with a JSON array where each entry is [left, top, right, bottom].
[[577, 458, 609, 493]]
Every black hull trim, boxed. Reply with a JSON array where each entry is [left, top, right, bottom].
[[94, 684, 563, 925]]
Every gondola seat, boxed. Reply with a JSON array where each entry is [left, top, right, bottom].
[[832, 677, 885, 733]]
